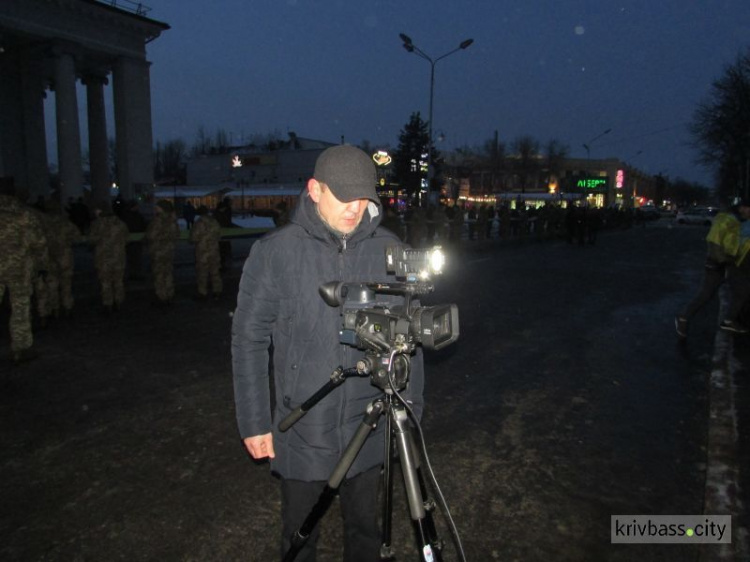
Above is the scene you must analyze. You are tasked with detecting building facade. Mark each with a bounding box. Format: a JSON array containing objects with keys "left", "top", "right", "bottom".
[
  {"left": 443, "top": 151, "right": 656, "bottom": 209},
  {"left": 0, "top": 0, "right": 168, "bottom": 205},
  {"left": 183, "top": 133, "right": 337, "bottom": 214}
]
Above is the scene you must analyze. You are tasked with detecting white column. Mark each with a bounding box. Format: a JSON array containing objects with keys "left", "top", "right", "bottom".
[
  {"left": 21, "top": 67, "right": 50, "bottom": 202},
  {"left": 53, "top": 51, "right": 84, "bottom": 202},
  {"left": 113, "top": 56, "right": 154, "bottom": 201},
  {"left": 85, "top": 75, "right": 110, "bottom": 208},
  {"left": 0, "top": 53, "right": 25, "bottom": 195}
]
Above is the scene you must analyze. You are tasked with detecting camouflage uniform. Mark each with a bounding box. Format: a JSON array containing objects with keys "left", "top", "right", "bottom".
[
  {"left": 41, "top": 207, "right": 82, "bottom": 315},
  {"left": 145, "top": 205, "right": 180, "bottom": 303},
  {"left": 189, "top": 212, "right": 223, "bottom": 298},
  {"left": 27, "top": 207, "right": 52, "bottom": 324},
  {"left": 88, "top": 211, "right": 130, "bottom": 309},
  {"left": 0, "top": 195, "right": 48, "bottom": 360}
]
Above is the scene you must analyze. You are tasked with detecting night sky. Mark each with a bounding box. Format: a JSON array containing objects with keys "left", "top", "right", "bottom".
[{"left": 54, "top": 0, "right": 750, "bottom": 187}]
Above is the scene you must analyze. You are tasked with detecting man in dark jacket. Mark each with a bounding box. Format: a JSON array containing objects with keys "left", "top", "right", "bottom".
[{"left": 232, "top": 145, "right": 424, "bottom": 561}]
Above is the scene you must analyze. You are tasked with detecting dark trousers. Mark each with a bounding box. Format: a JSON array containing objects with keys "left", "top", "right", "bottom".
[
  {"left": 281, "top": 465, "right": 381, "bottom": 562},
  {"left": 219, "top": 240, "right": 232, "bottom": 270},
  {"left": 126, "top": 241, "right": 144, "bottom": 279},
  {"left": 726, "top": 259, "right": 750, "bottom": 321},
  {"left": 682, "top": 262, "right": 726, "bottom": 320}
]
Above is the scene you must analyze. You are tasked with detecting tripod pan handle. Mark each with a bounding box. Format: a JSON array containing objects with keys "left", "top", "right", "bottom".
[{"left": 278, "top": 407, "right": 306, "bottom": 432}]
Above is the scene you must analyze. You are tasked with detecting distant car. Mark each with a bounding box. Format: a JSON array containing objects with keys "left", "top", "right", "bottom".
[
  {"left": 674, "top": 207, "right": 718, "bottom": 226},
  {"left": 659, "top": 207, "right": 677, "bottom": 219},
  {"left": 637, "top": 205, "right": 661, "bottom": 220}
]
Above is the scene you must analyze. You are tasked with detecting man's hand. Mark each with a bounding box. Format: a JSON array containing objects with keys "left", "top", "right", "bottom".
[{"left": 243, "top": 433, "right": 275, "bottom": 459}]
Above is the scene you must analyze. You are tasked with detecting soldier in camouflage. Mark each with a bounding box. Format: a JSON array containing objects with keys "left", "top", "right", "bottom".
[
  {"left": 27, "top": 205, "right": 52, "bottom": 328},
  {"left": 88, "top": 204, "right": 130, "bottom": 313},
  {"left": 189, "top": 205, "right": 223, "bottom": 300},
  {"left": 41, "top": 201, "right": 83, "bottom": 317},
  {"left": 0, "top": 193, "right": 49, "bottom": 364},
  {"left": 145, "top": 200, "right": 180, "bottom": 305}
]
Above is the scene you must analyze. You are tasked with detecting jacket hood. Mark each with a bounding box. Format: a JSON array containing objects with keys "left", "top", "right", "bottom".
[{"left": 290, "top": 188, "right": 382, "bottom": 246}]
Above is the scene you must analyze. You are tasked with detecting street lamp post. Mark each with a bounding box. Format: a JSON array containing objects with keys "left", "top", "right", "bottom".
[
  {"left": 399, "top": 33, "right": 473, "bottom": 205},
  {"left": 582, "top": 128, "right": 612, "bottom": 160},
  {"left": 627, "top": 151, "right": 644, "bottom": 206},
  {"left": 231, "top": 154, "right": 245, "bottom": 216}
]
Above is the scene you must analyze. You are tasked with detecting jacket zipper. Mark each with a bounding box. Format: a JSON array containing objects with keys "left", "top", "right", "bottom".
[{"left": 338, "top": 233, "right": 348, "bottom": 451}]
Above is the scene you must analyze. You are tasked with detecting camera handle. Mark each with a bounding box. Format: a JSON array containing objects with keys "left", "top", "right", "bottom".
[
  {"left": 277, "top": 366, "right": 363, "bottom": 432},
  {"left": 281, "top": 394, "right": 443, "bottom": 562}
]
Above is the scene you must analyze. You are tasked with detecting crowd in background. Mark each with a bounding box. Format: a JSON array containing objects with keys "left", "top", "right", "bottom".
[
  {"left": 383, "top": 200, "right": 648, "bottom": 248},
  {"left": 0, "top": 190, "right": 226, "bottom": 365},
  {"left": 1, "top": 190, "right": 653, "bottom": 366}
]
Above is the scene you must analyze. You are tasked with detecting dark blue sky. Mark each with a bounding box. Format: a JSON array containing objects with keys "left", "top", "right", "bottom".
[{"left": 142, "top": 1, "right": 748, "bottom": 186}]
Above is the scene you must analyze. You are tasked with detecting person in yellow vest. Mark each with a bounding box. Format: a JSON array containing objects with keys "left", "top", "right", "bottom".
[
  {"left": 722, "top": 197, "right": 750, "bottom": 331},
  {"left": 675, "top": 197, "right": 750, "bottom": 337}
]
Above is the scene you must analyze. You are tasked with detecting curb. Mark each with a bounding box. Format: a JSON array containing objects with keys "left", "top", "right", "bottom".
[{"left": 701, "top": 291, "right": 748, "bottom": 561}]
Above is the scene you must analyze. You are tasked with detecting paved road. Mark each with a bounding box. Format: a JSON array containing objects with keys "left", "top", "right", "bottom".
[{"left": 0, "top": 220, "right": 747, "bottom": 561}]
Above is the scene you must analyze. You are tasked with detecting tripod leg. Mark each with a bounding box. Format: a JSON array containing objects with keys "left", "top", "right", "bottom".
[
  {"left": 391, "top": 406, "right": 443, "bottom": 562},
  {"left": 380, "top": 407, "right": 395, "bottom": 560},
  {"left": 283, "top": 400, "right": 385, "bottom": 562},
  {"left": 404, "top": 429, "right": 443, "bottom": 551}
]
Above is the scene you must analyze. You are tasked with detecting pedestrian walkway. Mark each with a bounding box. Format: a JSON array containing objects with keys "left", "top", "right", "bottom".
[{"left": 698, "top": 288, "right": 749, "bottom": 562}]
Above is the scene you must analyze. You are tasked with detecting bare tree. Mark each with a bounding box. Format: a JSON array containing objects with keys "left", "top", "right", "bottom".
[
  {"left": 154, "top": 139, "right": 187, "bottom": 184},
  {"left": 544, "top": 139, "right": 570, "bottom": 191},
  {"left": 510, "top": 135, "right": 541, "bottom": 193},
  {"left": 690, "top": 47, "right": 750, "bottom": 199},
  {"left": 191, "top": 126, "right": 211, "bottom": 157},
  {"left": 482, "top": 131, "right": 506, "bottom": 193}
]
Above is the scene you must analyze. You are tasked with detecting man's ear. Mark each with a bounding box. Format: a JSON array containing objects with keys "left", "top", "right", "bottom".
[{"left": 308, "top": 179, "right": 322, "bottom": 203}]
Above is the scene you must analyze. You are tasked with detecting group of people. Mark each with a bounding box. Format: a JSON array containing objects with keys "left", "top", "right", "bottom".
[
  {"left": 0, "top": 192, "right": 226, "bottom": 365},
  {"left": 676, "top": 196, "right": 750, "bottom": 337},
  {"left": 9, "top": 146, "right": 746, "bottom": 559},
  {"left": 382, "top": 199, "right": 642, "bottom": 250}
]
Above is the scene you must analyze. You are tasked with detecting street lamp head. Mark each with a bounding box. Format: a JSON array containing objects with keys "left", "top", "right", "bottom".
[
  {"left": 399, "top": 33, "right": 413, "bottom": 46},
  {"left": 402, "top": 43, "right": 415, "bottom": 53},
  {"left": 459, "top": 38, "right": 474, "bottom": 50}
]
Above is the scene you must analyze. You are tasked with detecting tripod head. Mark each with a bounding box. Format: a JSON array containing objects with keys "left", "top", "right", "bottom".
[{"left": 280, "top": 245, "right": 458, "bottom": 431}]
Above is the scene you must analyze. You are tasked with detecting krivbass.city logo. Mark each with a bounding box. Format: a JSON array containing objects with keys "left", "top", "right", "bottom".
[{"left": 611, "top": 515, "right": 731, "bottom": 544}]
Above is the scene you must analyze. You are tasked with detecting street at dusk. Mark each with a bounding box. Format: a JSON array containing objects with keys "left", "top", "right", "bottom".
[
  {"left": 2, "top": 221, "right": 747, "bottom": 561},
  {"left": 3, "top": 2, "right": 750, "bottom": 560}
]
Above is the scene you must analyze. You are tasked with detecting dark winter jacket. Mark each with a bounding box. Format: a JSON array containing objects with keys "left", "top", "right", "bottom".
[{"left": 232, "top": 190, "right": 425, "bottom": 481}]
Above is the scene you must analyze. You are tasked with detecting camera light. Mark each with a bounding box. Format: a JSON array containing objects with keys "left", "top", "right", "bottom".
[
  {"left": 428, "top": 248, "right": 445, "bottom": 275},
  {"left": 385, "top": 245, "right": 446, "bottom": 282}
]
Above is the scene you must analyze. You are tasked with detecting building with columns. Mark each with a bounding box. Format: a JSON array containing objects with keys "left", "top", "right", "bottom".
[{"left": 0, "top": 0, "right": 168, "bottom": 206}]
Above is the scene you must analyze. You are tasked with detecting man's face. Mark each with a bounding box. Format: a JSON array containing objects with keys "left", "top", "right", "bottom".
[{"left": 308, "top": 179, "right": 368, "bottom": 234}]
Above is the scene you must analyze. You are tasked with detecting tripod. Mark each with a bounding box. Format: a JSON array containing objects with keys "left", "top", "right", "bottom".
[{"left": 279, "top": 350, "right": 444, "bottom": 562}]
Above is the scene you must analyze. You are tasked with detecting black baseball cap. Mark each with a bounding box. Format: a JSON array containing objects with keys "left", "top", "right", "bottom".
[{"left": 313, "top": 145, "right": 379, "bottom": 203}]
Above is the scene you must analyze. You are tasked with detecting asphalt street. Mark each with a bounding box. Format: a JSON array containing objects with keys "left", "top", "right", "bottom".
[{"left": 0, "top": 219, "right": 748, "bottom": 561}]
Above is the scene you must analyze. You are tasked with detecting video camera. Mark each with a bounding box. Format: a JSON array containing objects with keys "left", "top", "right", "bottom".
[{"left": 319, "top": 246, "right": 459, "bottom": 356}]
